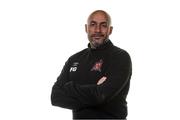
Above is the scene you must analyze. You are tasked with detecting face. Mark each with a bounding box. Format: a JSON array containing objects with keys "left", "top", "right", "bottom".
[{"left": 85, "top": 12, "right": 113, "bottom": 48}]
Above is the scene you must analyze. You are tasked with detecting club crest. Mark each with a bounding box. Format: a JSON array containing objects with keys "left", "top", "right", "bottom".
[{"left": 91, "top": 59, "right": 103, "bottom": 72}]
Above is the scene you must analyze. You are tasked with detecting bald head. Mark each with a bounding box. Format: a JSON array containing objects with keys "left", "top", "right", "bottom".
[
  {"left": 87, "top": 10, "right": 112, "bottom": 26},
  {"left": 85, "top": 10, "right": 113, "bottom": 48}
]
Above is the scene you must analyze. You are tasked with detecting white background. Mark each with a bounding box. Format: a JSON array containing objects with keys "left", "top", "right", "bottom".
[{"left": 0, "top": 0, "right": 180, "bottom": 120}]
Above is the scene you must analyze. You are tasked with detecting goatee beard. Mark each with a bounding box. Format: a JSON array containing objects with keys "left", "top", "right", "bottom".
[{"left": 90, "top": 39, "right": 109, "bottom": 49}]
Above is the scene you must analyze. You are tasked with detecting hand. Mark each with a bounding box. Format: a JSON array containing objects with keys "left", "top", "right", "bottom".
[{"left": 97, "top": 76, "right": 107, "bottom": 85}]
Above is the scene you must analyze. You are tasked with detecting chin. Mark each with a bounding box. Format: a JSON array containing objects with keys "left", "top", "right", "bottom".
[{"left": 91, "top": 41, "right": 104, "bottom": 48}]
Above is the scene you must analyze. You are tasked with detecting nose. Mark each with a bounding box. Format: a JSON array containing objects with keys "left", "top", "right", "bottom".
[{"left": 95, "top": 25, "right": 101, "bottom": 33}]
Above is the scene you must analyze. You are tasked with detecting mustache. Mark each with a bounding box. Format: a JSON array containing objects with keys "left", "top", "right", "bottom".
[{"left": 92, "top": 33, "right": 104, "bottom": 37}]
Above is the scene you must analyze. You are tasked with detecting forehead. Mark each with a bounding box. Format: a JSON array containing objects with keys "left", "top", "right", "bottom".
[{"left": 88, "top": 12, "right": 109, "bottom": 23}]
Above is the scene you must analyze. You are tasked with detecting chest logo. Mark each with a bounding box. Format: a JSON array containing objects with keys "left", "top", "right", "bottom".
[
  {"left": 91, "top": 59, "right": 103, "bottom": 72},
  {"left": 70, "top": 67, "right": 77, "bottom": 72},
  {"left": 70, "top": 62, "right": 79, "bottom": 72}
]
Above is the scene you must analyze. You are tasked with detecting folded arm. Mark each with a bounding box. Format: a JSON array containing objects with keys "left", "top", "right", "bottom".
[{"left": 51, "top": 50, "right": 132, "bottom": 110}]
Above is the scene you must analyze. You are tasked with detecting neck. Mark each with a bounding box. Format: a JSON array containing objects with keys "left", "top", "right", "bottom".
[{"left": 90, "top": 39, "right": 109, "bottom": 49}]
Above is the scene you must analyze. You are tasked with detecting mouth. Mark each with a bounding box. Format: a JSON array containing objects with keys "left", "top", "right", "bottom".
[
  {"left": 92, "top": 35, "right": 104, "bottom": 40},
  {"left": 93, "top": 36, "right": 102, "bottom": 39}
]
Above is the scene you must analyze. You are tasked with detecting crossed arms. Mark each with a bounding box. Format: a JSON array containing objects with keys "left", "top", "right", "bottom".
[{"left": 51, "top": 51, "right": 132, "bottom": 110}]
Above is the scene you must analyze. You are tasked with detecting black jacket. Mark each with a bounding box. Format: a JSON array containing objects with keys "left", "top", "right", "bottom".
[{"left": 51, "top": 40, "right": 132, "bottom": 119}]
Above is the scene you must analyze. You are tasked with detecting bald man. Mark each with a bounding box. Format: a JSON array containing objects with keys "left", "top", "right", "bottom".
[{"left": 51, "top": 10, "right": 132, "bottom": 120}]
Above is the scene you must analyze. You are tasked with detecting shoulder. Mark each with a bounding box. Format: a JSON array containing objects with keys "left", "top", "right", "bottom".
[
  {"left": 110, "top": 45, "right": 131, "bottom": 60},
  {"left": 109, "top": 45, "right": 132, "bottom": 68},
  {"left": 68, "top": 48, "right": 89, "bottom": 61}
]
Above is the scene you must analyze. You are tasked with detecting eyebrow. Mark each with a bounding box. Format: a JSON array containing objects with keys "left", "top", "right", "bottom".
[
  {"left": 90, "top": 21, "right": 96, "bottom": 23},
  {"left": 89, "top": 21, "right": 108, "bottom": 24},
  {"left": 101, "top": 22, "right": 108, "bottom": 24}
]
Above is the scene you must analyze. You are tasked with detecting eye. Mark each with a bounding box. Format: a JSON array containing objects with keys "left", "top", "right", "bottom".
[
  {"left": 90, "top": 22, "right": 96, "bottom": 26},
  {"left": 101, "top": 23, "right": 108, "bottom": 28}
]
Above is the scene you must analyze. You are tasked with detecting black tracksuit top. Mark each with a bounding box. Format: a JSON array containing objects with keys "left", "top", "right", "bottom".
[{"left": 51, "top": 40, "right": 132, "bottom": 119}]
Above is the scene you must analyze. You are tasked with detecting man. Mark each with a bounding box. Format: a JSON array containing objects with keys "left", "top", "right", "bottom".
[{"left": 51, "top": 10, "right": 132, "bottom": 120}]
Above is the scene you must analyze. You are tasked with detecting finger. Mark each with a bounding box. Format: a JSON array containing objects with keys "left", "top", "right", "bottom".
[{"left": 97, "top": 76, "right": 107, "bottom": 85}]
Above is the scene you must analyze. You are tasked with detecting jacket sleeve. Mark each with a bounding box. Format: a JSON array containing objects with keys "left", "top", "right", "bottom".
[
  {"left": 51, "top": 58, "right": 86, "bottom": 110},
  {"left": 63, "top": 50, "right": 132, "bottom": 106}
]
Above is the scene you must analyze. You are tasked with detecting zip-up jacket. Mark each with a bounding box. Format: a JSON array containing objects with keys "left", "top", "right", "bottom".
[{"left": 51, "top": 40, "right": 132, "bottom": 119}]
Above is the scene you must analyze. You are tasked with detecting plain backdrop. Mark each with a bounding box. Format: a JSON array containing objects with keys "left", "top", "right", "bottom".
[{"left": 0, "top": 0, "right": 180, "bottom": 120}]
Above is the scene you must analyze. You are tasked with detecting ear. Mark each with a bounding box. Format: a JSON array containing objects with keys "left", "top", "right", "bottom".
[
  {"left": 108, "top": 26, "right": 113, "bottom": 35},
  {"left": 85, "top": 24, "right": 88, "bottom": 33}
]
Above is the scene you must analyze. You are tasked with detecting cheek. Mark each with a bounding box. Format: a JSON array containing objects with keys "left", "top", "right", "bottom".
[
  {"left": 88, "top": 29, "right": 95, "bottom": 35},
  {"left": 89, "top": 29, "right": 94, "bottom": 33},
  {"left": 101, "top": 29, "right": 109, "bottom": 35}
]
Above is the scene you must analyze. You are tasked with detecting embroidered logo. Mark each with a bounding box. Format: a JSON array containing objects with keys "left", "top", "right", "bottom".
[
  {"left": 72, "top": 62, "right": 79, "bottom": 66},
  {"left": 91, "top": 59, "right": 103, "bottom": 72},
  {"left": 70, "top": 67, "right": 77, "bottom": 72},
  {"left": 70, "top": 62, "right": 79, "bottom": 72}
]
